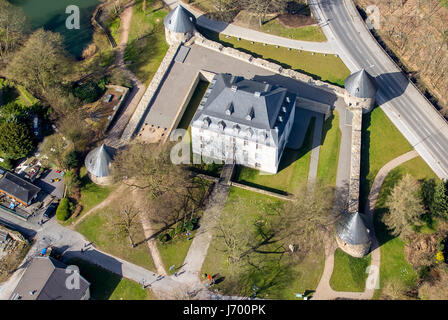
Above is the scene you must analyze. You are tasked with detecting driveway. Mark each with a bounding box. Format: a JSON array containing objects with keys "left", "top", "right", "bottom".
[{"left": 34, "top": 169, "right": 64, "bottom": 199}]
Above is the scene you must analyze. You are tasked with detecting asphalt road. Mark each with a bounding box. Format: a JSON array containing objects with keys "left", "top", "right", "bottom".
[{"left": 314, "top": 0, "right": 448, "bottom": 179}]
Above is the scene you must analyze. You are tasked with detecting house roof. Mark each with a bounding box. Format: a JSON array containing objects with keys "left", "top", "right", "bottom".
[
  {"left": 336, "top": 212, "right": 371, "bottom": 245},
  {"left": 163, "top": 5, "right": 196, "bottom": 33},
  {"left": 192, "top": 73, "right": 296, "bottom": 145},
  {"left": 0, "top": 172, "right": 41, "bottom": 204},
  {"left": 10, "top": 256, "right": 90, "bottom": 300},
  {"left": 84, "top": 144, "right": 114, "bottom": 178},
  {"left": 345, "top": 69, "right": 378, "bottom": 99}
]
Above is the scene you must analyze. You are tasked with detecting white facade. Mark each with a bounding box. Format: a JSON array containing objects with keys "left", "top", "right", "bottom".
[{"left": 191, "top": 74, "right": 296, "bottom": 174}]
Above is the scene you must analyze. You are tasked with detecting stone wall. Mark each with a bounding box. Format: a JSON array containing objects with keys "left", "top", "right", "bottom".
[
  {"left": 348, "top": 107, "right": 363, "bottom": 214},
  {"left": 121, "top": 43, "right": 181, "bottom": 141},
  {"left": 336, "top": 234, "right": 371, "bottom": 258},
  {"left": 193, "top": 33, "right": 346, "bottom": 98}
]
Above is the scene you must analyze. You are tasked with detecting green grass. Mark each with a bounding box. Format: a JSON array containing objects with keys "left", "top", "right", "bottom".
[
  {"left": 106, "top": 16, "right": 121, "bottom": 43},
  {"left": 202, "top": 187, "right": 325, "bottom": 299},
  {"left": 316, "top": 111, "right": 341, "bottom": 186},
  {"left": 198, "top": 27, "right": 350, "bottom": 87},
  {"left": 125, "top": 0, "right": 169, "bottom": 86},
  {"left": 236, "top": 117, "right": 315, "bottom": 195},
  {"left": 177, "top": 80, "right": 209, "bottom": 130},
  {"left": 360, "top": 107, "right": 413, "bottom": 209},
  {"left": 329, "top": 248, "right": 371, "bottom": 292},
  {"left": 371, "top": 166, "right": 421, "bottom": 299},
  {"left": 260, "top": 20, "right": 326, "bottom": 42},
  {"left": 75, "top": 206, "right": 156, "bottom": 271},
  {"left": 78, "top": 167, "right": 115, "bottom": 216},
  {"left": 67, "top": 258, "right": 157, "bottom": 300},
  {"left": 157, "top": 231, "right": 196, "bottom": 274}
]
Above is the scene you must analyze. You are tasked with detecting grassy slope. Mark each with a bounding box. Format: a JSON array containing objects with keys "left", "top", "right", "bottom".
[
  {"left": 177, "top": 81, "right": 209, "bottom": 130},
  {"left": 329, "top": 248, "right": 371, "bottom": 292},
  {"left": 236, "top": 118, "right": 315, "bottom": 195},
  {"left": 125, "top": 0, "right": 169, "bottom": 86},
  {"left": 198, "top": 27, "right": 350, "bottom": 87},
  {"left": 75, "top": 206, "right": 156, "bottom": 271},
  {"left": 260, "top": 21, "right": 326, "bottom": 42},
  {"left": 360, "top": 107, "right": 413, "bottom": 209},
  {"left": 372, "top": 157, "right": 438, "bottom": 299},
  {"left": 316, "top": 111, "right": 341, "bottom": 186},
  {"left": 67, "top": 258, "right": 156, "bottom": 300},
  {"left": 201, "top": 187, "right": 325, "bottom": 299}
]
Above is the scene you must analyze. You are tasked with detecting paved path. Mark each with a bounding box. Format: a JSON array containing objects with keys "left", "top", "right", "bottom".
[
  {"left": 164, "top": 0, "right": 335, "bottom": 54},
  {"left": 312, "top": 150, "right": 418, "bottom": 300}
]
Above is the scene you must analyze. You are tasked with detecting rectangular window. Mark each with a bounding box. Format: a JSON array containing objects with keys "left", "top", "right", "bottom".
[{"left": 244, "top": 139, "right": 248, "bottom": 146}]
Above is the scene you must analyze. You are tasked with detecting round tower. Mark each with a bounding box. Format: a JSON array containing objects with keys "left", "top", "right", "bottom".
[
  {"left": 163, "top": 5, "right": 196, "bottom": 45},
  {"left": 336, "top": 212, "right": 371, "bottom": 258},
  {"left": 84, "top": 144, "right": 115, "bottom": 185},
  {"left": 344, "top": 69, "right": 378, "bottom": 113}
]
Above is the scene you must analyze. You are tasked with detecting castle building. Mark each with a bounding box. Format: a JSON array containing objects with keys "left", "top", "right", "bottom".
[
  {"left": 163, "top": 5, "right": 196, "bottom": 45},
  {"left": 84, "top": 144, "right": 114, "bottom": 185},
  {"left": 344, "top": 69, "right": 378, "bottom": 113},
  {"left": 336, "top": 212, "right": 372, "bottom": 258},
  {"left": 191, "top": 73, "right": 296, "bottom": 174}
]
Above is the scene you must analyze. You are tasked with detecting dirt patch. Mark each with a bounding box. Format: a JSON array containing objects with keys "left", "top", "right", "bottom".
[
  {"left": 405, "top": 234, "right": 439, "bottom": 268},
  {"left": 277, "top": 13, "right": 316, "bottom": 28}
]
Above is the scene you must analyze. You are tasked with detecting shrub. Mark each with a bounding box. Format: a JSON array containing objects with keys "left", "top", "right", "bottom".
[
  {"left": 175, "top": 221, "right": 185, "bottom": 235},
  {"left": 56, "top": 198, "right": 71, "bottom": 221},
  {"left": 168, "top": 228, "right": 175, "bottom": 239},
  {"left": 185, "top": 220, "right": 194, "bottom": 232},
  {"left": 158, "top": 233, "right": 170, "bottom": 243},
  {"left": 73, "top": 81, "right": 104, "bottom": 103}
]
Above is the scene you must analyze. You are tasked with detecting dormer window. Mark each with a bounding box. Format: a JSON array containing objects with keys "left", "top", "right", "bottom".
[
  {"left": 225, "top": 103, "right": 234, "bottom": 116},
  {"left": 218, "top": 120, "right": 226, "bottom": 130},
  {"left": 233, "top": 124, "right": 241, "bottom": 134},
  {"left": 231, "top": 85, "right": 238, "bottom": 92},
  {"left": 254, "top": 91, "right": 261, "bottom": 98},
  {"left": 203, "top": 117, "right": 211, "bottom": 127},
  {"left": 282, "top": 106, "right": 287, "bottom": 113},
  {"left": 278, "top": 115, "right": 283, "bottom": 123},
  {"left": 246, "top": 128, "right": 254, "bottom": 137},
  {"left": 246, "top": 107, "right": 255, "bottom": 121}
]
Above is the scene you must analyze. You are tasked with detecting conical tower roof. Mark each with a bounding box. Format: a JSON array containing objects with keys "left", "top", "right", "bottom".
[
  {"left": 345, "top": 69, "right": 378, "bottom": 99},
  {"left": 163, "top": 5, "right": 196, "bottom": 33},
  {"left": 336, "top": 212, "right": 371, "bottom": 245},
  {"left": 84, "top": 144, "right": 114, "bottom": 178}
]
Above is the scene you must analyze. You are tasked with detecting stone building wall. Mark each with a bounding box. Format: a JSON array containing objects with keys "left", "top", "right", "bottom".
[
  {"left": 336, "top": 233, "right": 371, "bottom": 258},
  {"left": 344, "top": 91, "right": 375, "bottom": 114}
]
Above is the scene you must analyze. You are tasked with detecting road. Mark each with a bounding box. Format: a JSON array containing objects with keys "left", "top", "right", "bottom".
[{"left": 312, "top": 0, "right": 448, "bottom": 179}]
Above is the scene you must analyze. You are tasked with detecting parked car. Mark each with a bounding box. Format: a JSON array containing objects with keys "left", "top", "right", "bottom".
[{"left": 43, "top": 202, "right": 58, "bottom": 219}]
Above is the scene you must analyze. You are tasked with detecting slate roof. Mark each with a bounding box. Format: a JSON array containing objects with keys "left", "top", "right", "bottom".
[
  {"left": 345, "top": 69, "right": 378, "bottom": 99},
  {"left": 84, "top": 144, "right": 114, "bottom": 178},
  {"left": 0, "top": 172, "right": 41, "bottom": 204},
  {"left": 336, "top": 212, "right": 371, "bottom": 245},
  {"left": 164, "top": 5, "right": 196, "bottom": 33},
  {"left": 192, "top": 73, "right": 296, "bottom": 145},
  {"left": 10, "top": 256, "right": 90, "bottom": 300}
]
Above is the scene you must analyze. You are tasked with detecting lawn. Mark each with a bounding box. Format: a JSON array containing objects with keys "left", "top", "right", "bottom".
[
  {"left": 372, "top": 157, "right": 437, "bottom": 299},
  {"left": 75, "top": 205, "right": 156, "bottom": 271},
  {"left": 66, "top": 258, "right": 157, "bottom": 300},
  {"left": 78, "top": 167, "right": 115, "bottom": 216},
  {"left": 360, "top": 107, "right": 413, "bottom": 209},
  {"left": 316, "top": 111, "right": 341, "bottom": 186},
  {"left": 198, "top": 27, "right": 350, "bottom": 87},
  {"left": 157, "top": 231, "right": 196, "bottom": 274},
  {"left": 125, "top": 0, "right": 170, "bottom": 86},
  {"left": 235, "top": 117, "right": 315, "bottom": 195},
  {"left": 201, "top": 187, "right": 325, "bottom": 299},
  {"left": 177, "top": 80, "right": 209, "bottom": 130},
  {"left": 329, "top": 248, "right": 371, "bottom": 292}
]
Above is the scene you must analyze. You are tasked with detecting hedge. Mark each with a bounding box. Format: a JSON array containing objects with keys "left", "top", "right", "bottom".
[{"left": 56, "top": 198, "right": 71, "bottom": 221}]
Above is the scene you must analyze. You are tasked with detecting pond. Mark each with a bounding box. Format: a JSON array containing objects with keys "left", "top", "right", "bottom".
[{"left": 10, "top": 0, "right": 101, "bottom": 58}]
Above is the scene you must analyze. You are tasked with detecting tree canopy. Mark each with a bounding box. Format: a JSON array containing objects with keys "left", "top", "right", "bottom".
[{"left": 0, "top": 120, "right": 34, "bottom": 160}]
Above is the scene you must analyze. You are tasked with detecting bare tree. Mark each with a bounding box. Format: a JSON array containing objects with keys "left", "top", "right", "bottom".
[
  {"left": 0, "top": 0, "right": 27, "bottom": 60},
  {"left": 111, "top": 205, "right": 141, "bottom": 248}
]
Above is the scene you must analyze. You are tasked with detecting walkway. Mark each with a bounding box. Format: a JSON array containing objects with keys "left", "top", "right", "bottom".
[
  {"left": 163, "top": 0, "right": 335, "bottom": 54},
  {"left": 312, "top": 150, "right": 418, "bottom": 300},
  {"left": 104, "top": 1, "right": 146, "bottom": 148}
]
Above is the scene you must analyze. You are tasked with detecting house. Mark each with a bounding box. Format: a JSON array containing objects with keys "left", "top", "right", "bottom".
[
  {"left": 0, "top": 172, "right": 41, "bottom": 206},
  {"left": 191, "top": 73, "right": 296, "bottom": 174},
  {"left": 10, "top": 256, "right": 90, "bottom": 300}
]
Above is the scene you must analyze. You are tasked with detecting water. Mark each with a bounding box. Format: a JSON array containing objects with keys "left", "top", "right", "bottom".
[{"left": 10, "top": 0, "right": 101, "bottom": 58}]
